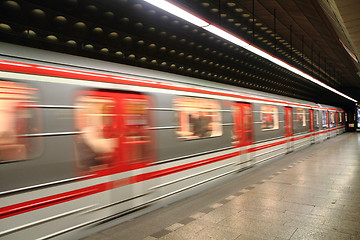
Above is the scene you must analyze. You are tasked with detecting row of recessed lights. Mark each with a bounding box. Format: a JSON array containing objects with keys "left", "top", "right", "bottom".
[{"left": 200, "top": 0, "right": 340, "bottom": 86}]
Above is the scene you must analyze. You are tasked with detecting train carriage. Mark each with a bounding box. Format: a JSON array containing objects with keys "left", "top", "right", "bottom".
[{"left": 0, "top": 43, "right": 345, "bottom": 240}]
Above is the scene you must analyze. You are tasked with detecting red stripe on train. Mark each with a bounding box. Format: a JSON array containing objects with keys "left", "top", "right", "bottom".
[
  {"left": 0, "top": 60, "right": 343, "bottom": 110},
  {"left": 0, "top": 152, "right": 239, "bottom": 219},
  {"left": 0, "top": 183, "right": 110, "bottom": 219},
  {"left": 249, "top": 140, "right": 287, "bottom": 152},
  {"left": 135, "top": 151, "right": 240, "bottom": 182}
]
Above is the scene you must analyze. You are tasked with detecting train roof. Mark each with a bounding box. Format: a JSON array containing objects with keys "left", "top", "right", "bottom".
[{"left": 0, "top": 42, "right": 342, "bottom": 111}]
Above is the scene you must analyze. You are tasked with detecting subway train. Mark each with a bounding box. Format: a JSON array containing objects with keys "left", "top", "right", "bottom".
[{"left": 0, "top": 42, "right": 345, "bottom": 240}]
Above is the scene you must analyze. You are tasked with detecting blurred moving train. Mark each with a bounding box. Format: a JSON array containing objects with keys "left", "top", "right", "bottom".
[{"left": 0, "top": 42, "right": 345, "bottom": 239}]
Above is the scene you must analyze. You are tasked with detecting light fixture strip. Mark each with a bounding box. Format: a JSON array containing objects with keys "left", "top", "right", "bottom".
[
  {"left": 143, "top": 0, "right": 357, "bottom": 103},
  {"left": 143, "top": 0, "right": 209, "bottom": 27}
]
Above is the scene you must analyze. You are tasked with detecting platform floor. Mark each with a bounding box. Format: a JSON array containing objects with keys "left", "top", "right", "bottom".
[{"left": 82, "top": 132, "right": 360, "bottom": 240}]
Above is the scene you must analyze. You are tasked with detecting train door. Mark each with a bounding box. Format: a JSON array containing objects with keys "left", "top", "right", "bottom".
[
  {"left": 74, "top": 91, "right": 156, "bottom": 217},
  {"left": 309, "top": 109, "right": 315, "bottom": 144},
  {"left": 284, "top": 107, "right": 293, "bottom": 153},
  {"left": 74, "top": 91, "right": 121, "bottom": 219},
  {"left": 233, "top": 103, "right": 254, "bottom": 168},
  {"left": 335, "top": 112, "right": 338, "bottom": 135},
  {"left": 111, "top": 93, "right": 156, "bottom": 211}
]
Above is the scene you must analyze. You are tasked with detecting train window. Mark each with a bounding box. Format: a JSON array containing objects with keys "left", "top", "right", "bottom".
[
  {"left": 341, "top": 112, "right": 344, "bottom": 124},
  {"left": 322, "top": 111, "right": 328, "bottom": 128},
  {"left": 296, "top": 108, "right": 306, "bottom": 127},
  {"left": 339, "top": 112, "right": 343, "bottom": 124},
  {"left": 0, "top": 81, "right": 41, "bottom": 163},
  {"left": 74, "top": 95, "right": 117, "bottom": 173},
  {"left": 244, "top": 104, "right": 253, "bottom": 143},
  {"left": 174, "top": 97, "right": 222, "bottom": 139},
  {"left": 330, "top": 112, "right": 336, "bottom": 128},
  {"left": 314, "top": 110, "right": 320, "bottom": 129},
  {"left": 123, "top": 97, "right": 153, "bottom": 164},
  {"left": 260, "top": 105, "right": 279, "bottom": 131}
]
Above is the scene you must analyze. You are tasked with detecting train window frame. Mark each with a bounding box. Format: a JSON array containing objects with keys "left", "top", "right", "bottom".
[
  {"left": 173, "top": 96, "right": 223, "bottom": 140},
  {"left": 0, "top": 80, "right": 42, "bottom": 163},
  {"left": 322, "top": 111, "right": 328, "bottom": 128},
  {"left": 260, "top": 105, "right": 279, "bottom": 131}
]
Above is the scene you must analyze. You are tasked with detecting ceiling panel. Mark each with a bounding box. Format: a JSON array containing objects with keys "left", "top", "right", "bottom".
[{"left": 0, "top": 0, "right": 359, "bottom": 109}]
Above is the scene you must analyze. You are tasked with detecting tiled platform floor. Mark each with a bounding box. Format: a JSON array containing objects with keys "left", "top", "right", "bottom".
[{"left": 83, "top": 132, "right": 360, "bottom": 240}]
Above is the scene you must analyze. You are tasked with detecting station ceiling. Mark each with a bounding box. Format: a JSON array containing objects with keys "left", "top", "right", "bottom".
[{"left": 0, "top": 0, "right": 359, "bottom": 109}]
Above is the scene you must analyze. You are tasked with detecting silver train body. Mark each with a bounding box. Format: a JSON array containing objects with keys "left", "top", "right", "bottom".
[{"left": 0, "top": 43, "right": 345, "bottom": 239}]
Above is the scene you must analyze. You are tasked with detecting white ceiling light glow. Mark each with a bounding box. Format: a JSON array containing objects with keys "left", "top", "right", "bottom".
[
  {"left": 204, "top": 25, "right": 250, "bottom": 49},
  {"left": 143, "top": 0, "right": 357, "bottom": 103},
  {"left": 142, "top": 0, "right": 209, "bottom": 27}
]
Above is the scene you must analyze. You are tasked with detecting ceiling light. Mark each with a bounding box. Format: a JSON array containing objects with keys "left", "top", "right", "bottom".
[
  {"left": 204, "top": 25, "right": 249, "bottom": 48},
  {"left": 143, "top": 0, "right": 209, "bottom": 27}
]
